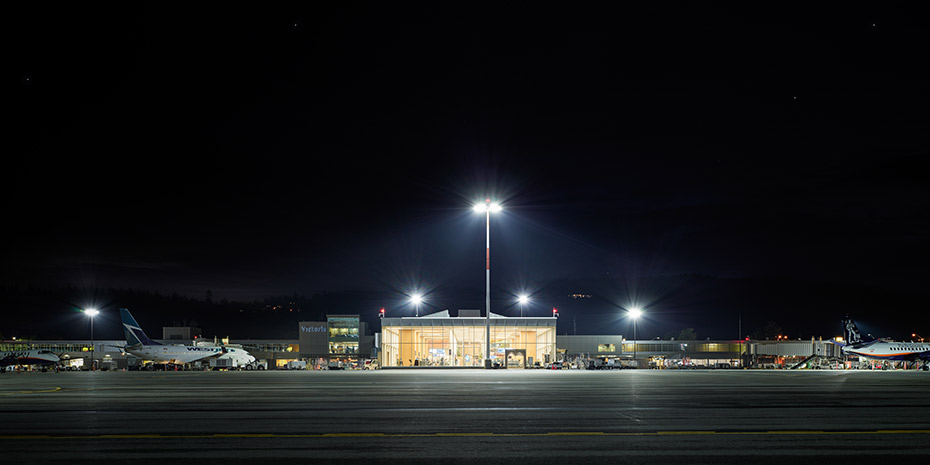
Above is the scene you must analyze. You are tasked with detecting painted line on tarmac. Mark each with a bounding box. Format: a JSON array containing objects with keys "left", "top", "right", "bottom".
[
  {"left": 0, "top": 386, "right": 128, "bottom": 396},
  {"left": 0, "top": 387, "right": 62, "bottom": 396},
  {"left": 1, "top": 430, "right": 929, "bottom": 440}
]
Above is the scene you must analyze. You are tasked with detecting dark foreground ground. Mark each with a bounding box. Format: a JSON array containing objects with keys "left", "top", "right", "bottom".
[{"left": 1, "top": 369, "right": 928, "bottom": 464}]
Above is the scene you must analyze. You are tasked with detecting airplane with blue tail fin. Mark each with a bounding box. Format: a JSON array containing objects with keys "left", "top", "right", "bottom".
[
  {"left": 839, "top": 316, "right": 930, "bottom": 369},
  {"left": 119, "top": 308, "right": 259, "bottom": 368}
]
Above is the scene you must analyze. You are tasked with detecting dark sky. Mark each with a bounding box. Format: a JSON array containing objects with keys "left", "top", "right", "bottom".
[{"left": 6, "top": 4, "right": 929, "bottom": 338}]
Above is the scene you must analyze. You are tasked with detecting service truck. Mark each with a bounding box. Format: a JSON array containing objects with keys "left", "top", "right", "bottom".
[
  {"left": 286, "top": 360, "right": 307, "bottom": 370},
  {"left": 209, "top": 358, "right": 267, "bottom": 370}
]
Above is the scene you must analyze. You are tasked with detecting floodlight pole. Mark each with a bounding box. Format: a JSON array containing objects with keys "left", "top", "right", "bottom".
[
  {"left": 633, "top": 318, "right": 637, "bottom": 367},
  {"left": 83, "top": 309, "right": 99, "bottom": 371},
  {"left": 485, "top": 199, "right": 491, "bottom": 367},
  {"left": 90, "top": 314, "right": 95, "bottom": 371}
]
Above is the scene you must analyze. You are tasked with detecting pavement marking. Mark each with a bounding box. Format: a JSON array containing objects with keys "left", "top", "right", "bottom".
[
  {"left": 0, "top": 387, "right": 62, "bottom": 396},
  {"left": 545, "top": 432, "right": 606, "bottom": 436},
  {"left": 1, "top": 430, "right": 929, "bottom": 440}
]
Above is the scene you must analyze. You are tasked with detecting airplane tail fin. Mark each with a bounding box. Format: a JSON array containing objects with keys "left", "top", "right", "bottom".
[
  {"left": 843, "top": 316, "right": 873, "bottom": 345},
  {"left": 120, "top": 308, "right": 161, "bottom": 346}
]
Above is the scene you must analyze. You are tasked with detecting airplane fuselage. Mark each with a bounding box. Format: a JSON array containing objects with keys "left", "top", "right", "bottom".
[
  {"left": 124, "top": 345, "right": 254, "bottom": 365},
  {"left": 0, "top": 350, "right": 60, "bottom": 367},
  {"left": 842, "top": 341, "right": 930, "bottom": 361}
]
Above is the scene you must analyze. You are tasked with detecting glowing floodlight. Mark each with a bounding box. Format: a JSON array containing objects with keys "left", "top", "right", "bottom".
[
  {"left": 473, "top": 200, "right": 503, "bottom": 213},
  {"left": 629, "top": 307, "right": 643, "bottom": 320},
  {"left": 84, "top": 308, "right": 100, "bottom": 317}
]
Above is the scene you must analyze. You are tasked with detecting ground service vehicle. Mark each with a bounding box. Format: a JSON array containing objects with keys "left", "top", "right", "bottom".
[
  {"left": 210, "top": 358, "right": 266, "bottom": 370},
  {"left": 286, "top": 360, "right": 306, "bottom": 370}
]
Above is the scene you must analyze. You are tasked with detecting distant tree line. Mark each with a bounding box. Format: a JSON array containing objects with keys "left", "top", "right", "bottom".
[
  {"left": 662, "top": 328, "right": 698, "bottom": 340},
  {"left": 661, "top": 323, "right": 788, "bottom": 341},
  {"left": 0, "top": 285, "right": 391, "bottom": 340}
]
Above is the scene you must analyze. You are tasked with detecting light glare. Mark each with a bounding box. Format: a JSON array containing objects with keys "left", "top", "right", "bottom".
[
  {"left": 629, "top": 307, "right": 643, "bottom": 320},
  {"left": 518, "top": 295, "right": 529, "bottom": 304},
  {"left": 473, "top": 201, "right": 502, "bottom": 213},
  {"left": 411, "top": 294, "right": 422, "bottom": 305},
  {"left": 84, "top": 308, "right": 100, "bottom": 317}
]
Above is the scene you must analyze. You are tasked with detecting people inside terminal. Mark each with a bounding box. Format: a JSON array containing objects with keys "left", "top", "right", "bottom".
[{"left": 379, "top": 309, "right": 557, "bottom": 368}]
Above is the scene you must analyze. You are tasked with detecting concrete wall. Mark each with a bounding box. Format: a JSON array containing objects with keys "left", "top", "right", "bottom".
[
  {"left": 298, "top": 321, "right": 329, "bottom": 358},
  {"left": 557, "top": 335, "right": 626, "bottom": 356}
]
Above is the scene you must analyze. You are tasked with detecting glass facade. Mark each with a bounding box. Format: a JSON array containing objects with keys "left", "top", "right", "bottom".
[
  {"left": 381, "top": 318, "right": 556, "bottom": 367},
  {"left": 328, "top": 316, "right": 361, "bottom": 357}
]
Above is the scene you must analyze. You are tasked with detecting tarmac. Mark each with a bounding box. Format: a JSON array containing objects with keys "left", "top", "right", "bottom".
[{"left": 1, "top": 369, "right": 928, "bottom": 464}]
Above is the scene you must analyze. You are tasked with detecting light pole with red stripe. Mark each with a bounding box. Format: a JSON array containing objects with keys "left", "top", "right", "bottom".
[{"left": 474, "top": 199, "right": 502, "bottom": 368}]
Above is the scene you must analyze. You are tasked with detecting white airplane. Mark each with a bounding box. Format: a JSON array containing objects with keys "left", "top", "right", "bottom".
[
  {"left": 839, "top": 317, "right": 930, "bottom": 369},
  {"left": 120, "top": 308, "right": 258, "bottom": 369},
  {"left": 0, "top": 349, "right": 60, "bottom": 372}
]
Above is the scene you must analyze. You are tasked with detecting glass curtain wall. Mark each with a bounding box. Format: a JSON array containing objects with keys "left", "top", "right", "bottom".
[
  {"left": 381, "top": 322, "right": 555, "bottom": 367},
  {"left": 328, "top": 316, "right": 360, "bottom": 356}
]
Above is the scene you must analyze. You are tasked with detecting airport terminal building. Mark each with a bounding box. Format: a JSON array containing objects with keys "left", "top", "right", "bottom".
[
  {"left": 5, "top": 309, "right": 857, "bottom": 371},
  {"left": 298, "top": 314, "right": 375, "bottom": 368},
  {"left": 379, "top": 309, "right": 557, "bottom": 368}
]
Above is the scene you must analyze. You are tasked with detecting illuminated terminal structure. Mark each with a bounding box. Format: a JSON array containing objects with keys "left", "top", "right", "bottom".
[
  {"left": 379, "top": 309, "right": 557, "bottom": 368},
  {"left": 299, "top": 314, "right": 375, "bottom": 367},
  {"left": 3, "top": 312, "right": 862, "bottom": 371}
]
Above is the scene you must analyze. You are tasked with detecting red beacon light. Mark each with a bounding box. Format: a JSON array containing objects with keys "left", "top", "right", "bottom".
[
  {"left": 379, "top": 307, "right": 385, "bottom": 319},
  {"left": 552, "top": 307, "right": 559, "bottom": 318}
]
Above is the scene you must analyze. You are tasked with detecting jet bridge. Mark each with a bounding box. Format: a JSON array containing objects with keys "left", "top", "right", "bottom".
[{"left": 789, "top": 354, "right": 845, "bottom": 369}]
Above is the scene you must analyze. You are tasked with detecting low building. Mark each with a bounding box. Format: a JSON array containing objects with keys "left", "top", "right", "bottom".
[
  {"left": 379, "top": 309, "right": 557, "bottom": 368},
  {"left": 557, "top": 337, "right": 846, "bottom": 368},
  {"left": 558, "top": 337, "right": 748, "bottom": 368},
  {"left": 298, "top": 315, "right": 374, "bottom": 367},
  {"left": 750, "top": 338, "right": 842, "bottom": 369}
]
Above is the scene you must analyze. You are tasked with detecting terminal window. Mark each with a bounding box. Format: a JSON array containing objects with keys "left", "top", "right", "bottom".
[
  {"left": 380, "top": 323, "right": 555, "bottom": 368},
  {"left": 329, "top": 342, "right": 359, "bottom": 354},
  {"left": 328, "top": 316, "right": 360, "bottom": 339}
]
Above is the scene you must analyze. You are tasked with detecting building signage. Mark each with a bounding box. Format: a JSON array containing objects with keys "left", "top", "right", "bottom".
[{"left": 301, "top": 325, "right": 327, "bottom": 333}]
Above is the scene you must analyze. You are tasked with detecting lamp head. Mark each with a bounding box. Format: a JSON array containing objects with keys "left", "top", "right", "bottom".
[
  {"left": 473, "top": 199, "right": 502, "bottom": 213},
  {"left": 411, "top": 294, "right": 422, "bottom": 305},
  {"left": 518, "top": 295, "right": 529, "bottom": 305},
  {"left": 629, "top": 307, "right": 643, "bottom": 320},
  {"left": 84, "top": 308, "right": 100, "bottom": 317}
]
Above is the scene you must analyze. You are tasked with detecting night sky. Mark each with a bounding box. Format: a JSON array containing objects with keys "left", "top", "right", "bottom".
[{"left": 6, "top": 4, "right": 928, "bottom": 339}]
